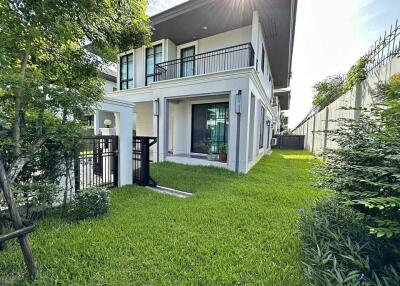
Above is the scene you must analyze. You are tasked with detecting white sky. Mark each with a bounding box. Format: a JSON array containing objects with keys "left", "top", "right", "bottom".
[{"left": 147, "top": 0, "right": 399, "bottom": 128}]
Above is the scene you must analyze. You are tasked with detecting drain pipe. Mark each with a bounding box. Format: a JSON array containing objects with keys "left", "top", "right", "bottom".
[{"left": 235, "top": 90, "right": 242, "bottom": 173}]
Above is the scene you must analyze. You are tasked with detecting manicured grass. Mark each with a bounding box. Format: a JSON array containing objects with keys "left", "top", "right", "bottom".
[{"left": 0, "top": 150, "right": 324, "bottom": 285}]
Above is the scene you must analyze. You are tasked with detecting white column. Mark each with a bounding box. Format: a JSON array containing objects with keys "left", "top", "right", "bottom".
[
  {"left": 94, "top": 110, "right": 101, "bottom": 135},
  {"left": 236, "top": 89, "right": 251, "bottom": 173},
  {"left": 115, "top": 111, "right": 133, "bottom": 186}
]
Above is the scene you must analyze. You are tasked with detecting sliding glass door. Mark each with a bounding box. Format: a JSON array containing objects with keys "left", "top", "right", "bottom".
[{"left": 191, "top": 103, "right": 229, "bottom": 154}]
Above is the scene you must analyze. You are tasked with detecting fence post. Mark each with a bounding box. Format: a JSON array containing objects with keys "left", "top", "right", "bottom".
[
  {"left": 323, "top": 106, "right": 329, "bottom": 152},
  {"left": 311, "top": 115, "right": 316, "bottom": 153},
  {"left": 140, "top": 138, "right": 150, "bottom": 186},
  {"left": 354, "top": 83, "right": 363, "bottom": 121}
]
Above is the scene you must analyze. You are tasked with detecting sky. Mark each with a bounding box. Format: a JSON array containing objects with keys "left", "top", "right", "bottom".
[{"left": 147, "top": 0, "right": 399, "bottom": 128}]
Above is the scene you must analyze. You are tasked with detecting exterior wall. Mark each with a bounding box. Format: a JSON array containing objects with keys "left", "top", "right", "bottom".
[
  {"left": 107, "top": 67, "right": 273, "bottom": 173},
  {"left": 116, "top": 25, "right": 261, "bottom": 91},
  {"left": 293, "top": 57, "right": 400, "bottom": 154},
  {"left": 134, "top": 102, "right": 153, "bottom": 137},
  {"left": 197, "top": 26, "right": 252, "bottom": 54},
  {"left": 103, "top": 79, "right": 117, "bottom": 93}
]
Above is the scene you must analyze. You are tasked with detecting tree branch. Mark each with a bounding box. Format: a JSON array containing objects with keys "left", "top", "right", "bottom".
[{"left": 7, "top": 136, "right": 46, "bottom": 184}]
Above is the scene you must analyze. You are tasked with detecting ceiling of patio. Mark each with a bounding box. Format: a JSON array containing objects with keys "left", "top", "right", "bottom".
[{"left": 150, "top": 0, "right": 297, "bottom": 89}]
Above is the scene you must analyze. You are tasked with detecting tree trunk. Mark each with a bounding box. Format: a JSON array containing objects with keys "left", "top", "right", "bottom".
[
  {"left": 13, "top": 43, "right": 31, "bottom": 156},
  {"left": 0, "top": 159, "right": 36, "bottom": 279}
]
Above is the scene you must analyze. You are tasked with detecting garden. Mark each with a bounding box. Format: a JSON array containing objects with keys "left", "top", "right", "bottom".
[{"left": 1, "top": 150, "right": 323, "bottom": 285}]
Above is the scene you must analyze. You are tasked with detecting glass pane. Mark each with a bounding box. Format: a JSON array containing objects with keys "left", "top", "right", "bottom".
[
  {"left": 127, "top": 54, "right": 133, "bottom": 79},
  {"left": 147, "top": 57, "right": 154, "bottom": 75},
  {"left": 127, "top": 80, "right": 134, "bottom": 89},
  {"left": 191, "top": 103, "right": 228, "bottom": 154},
  {"left": 147, "top": 76, "right": 154, "bottom": 85},
  {"left": 121, "top": 58, "right": 127, "bottom": 80},
  {"left": 181, "top": 47, "right": 195, "bottom": 77}
]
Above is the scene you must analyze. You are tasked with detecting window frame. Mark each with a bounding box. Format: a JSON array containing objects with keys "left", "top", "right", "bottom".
[
  {"left": 145, "top": 44, "right": 163, "bottom": 86},
  {"left": 180, "top": 46, "right": 196, "bottom": 78},
  {"left": 259, "top": 105, "right": 265, "bottom": 149},
  {"left": 119, "top": 53, "right": 134, "bottom": 90},
  {"left": 261, "top": 45, "right": 265, "bottom": 74}
]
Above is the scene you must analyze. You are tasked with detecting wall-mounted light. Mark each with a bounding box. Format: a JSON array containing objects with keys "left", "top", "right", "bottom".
[
  {"left": 153, "top": 99, "right": 159, "bottom": 116},
  {"left": 235, "top": 90, "right": 242, "bottom": 114},
  {"left": 266, "top": 120, "right": 271, "bottom": 127},
  {"left": 104, "top": 119, "right": 112, "bottom": 128}
]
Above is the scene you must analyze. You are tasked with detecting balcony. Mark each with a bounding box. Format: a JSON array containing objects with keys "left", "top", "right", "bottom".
[{"left": 154, "top": 43, "right": 254, "bottom": 82}]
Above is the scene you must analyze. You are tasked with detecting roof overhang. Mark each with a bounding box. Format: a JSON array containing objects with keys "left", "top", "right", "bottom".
[
  {"left": 274, "top": 89, "right": 291, "bottom": 110},
  {"left": 150, "top": 0, "right": 297, "bottom": 89}
]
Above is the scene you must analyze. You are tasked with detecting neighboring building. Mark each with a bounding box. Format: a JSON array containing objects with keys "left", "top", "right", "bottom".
[{"left": 98, "top": 0, "right": 296, "bottom": 173}]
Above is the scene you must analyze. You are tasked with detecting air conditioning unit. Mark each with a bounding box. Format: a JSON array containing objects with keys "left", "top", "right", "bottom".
[{"left": 271, "top": 138, "right": 278, "bottom": 146}]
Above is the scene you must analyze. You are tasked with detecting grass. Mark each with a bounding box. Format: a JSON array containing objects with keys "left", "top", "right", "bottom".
[{"left": 0, "top": 150, "right": 324, "bottom": 285}]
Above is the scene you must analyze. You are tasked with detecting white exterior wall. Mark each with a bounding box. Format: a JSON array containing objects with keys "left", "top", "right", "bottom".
[
  {"left": 103, "top": 79, "right": 117, "bottom": 93},
  {"left": 109, "top": 10, "right": 279, "bottom": 173},
  {"left": 135, "top": 102, "right": 153, "bottom": 136}
]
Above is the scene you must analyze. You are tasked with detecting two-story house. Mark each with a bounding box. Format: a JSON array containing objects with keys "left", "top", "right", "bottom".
[{"left": 97, "top": 0, "right": 296, "bottom": 173}]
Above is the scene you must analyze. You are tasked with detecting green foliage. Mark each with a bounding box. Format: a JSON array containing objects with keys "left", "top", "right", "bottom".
[
  {"left": 0, "top": 0, "right": 151, "bottom": 212},
  {"left": 299, "top": 198, "right": 400, "bottom": 286},
  {"left": 312, "top": 56, "right": 368, "bottom": 110},
  {"left": 68, "top": 187, "right": 110, "bottom": 221},
  {"left": 345, "top": 56, "right": 368, "bottom": 91},
  {"left": 15, "top": 182, "right": 62, "bottom": 219},
  {"left": 220, "top": 143, "right": 227, "bottom": 155},
  {"left": 0, "top": 150, "right": 323, "bottom": 285},
  {"left": 316, "top": 74, "right": 400, "bottom": 239},
  {"left": 312, "top": 74, "right": 347, "bottom": 109}
]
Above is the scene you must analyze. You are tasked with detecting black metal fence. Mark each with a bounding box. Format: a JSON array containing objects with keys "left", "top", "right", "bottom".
[
  {"left": 365, "top": 19, "right": 400, "bottom": 75},
  {"left": 133, "top": 137, "right": 157, "bottom": 187},
  {"left": 155, "top": 43, "right": 255, "bottom": 82},
  {"left": 75, "top": 136, "right": 118, "bottom": 191},
  {"left": 274, "top": 135, "right": 305, "bottom": 150}
]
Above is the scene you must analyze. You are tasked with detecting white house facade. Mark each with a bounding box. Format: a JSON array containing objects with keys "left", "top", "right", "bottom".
[{"left": 96, "top": 0, "right": 296, "bottom": 173}]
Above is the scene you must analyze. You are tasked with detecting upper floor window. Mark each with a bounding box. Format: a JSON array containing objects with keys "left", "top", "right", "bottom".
[
  {"left": 261, "top": 45, "right": 265, "bottom": 74},
  {"left": 259, "top": 105, "right": 265, "bottom": 148},
  {"left": 146, "top": 44, "right": 162, "bottom": 85},
  {"left": 180, "top": 46, "right": 195, "bottom": 77},
  {"left": 120, "top": 53, "right": 133, "bottom": 90}
]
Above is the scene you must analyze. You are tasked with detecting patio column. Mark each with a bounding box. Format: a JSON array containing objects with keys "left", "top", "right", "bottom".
[
  {"left": 153, "top": 97, "right": 168, "bottom": 162},
  {"left": 97, "top": 98, "right": 134, "bottom": 186},
  {"left": 228, "top": 89, "right": 251, "bottom": 173}
]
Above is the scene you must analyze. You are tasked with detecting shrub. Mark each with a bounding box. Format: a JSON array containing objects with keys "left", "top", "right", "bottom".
[
  {"left": 68, "top": 187, "right": 110, "bottom": 220},
  {"left": 299, "top": 198, "right": 400, "bottom": 286},
  {"left": 14, "top": 181, "right": 62, "bottom": 219},
  {"left": 317, "top": 74, "right": 400, "bottom": 239}
]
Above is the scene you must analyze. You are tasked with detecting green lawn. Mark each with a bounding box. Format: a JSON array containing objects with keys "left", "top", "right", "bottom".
[{"left": 0, "top": 150, "right": 323, "bottom": 285}]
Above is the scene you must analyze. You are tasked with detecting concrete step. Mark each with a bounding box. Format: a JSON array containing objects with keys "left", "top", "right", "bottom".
[{"left": 145, "top": 185, "right": 192, "bottom": 198}]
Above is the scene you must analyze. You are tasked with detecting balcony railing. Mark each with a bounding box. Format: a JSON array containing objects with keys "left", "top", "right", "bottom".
[{"left": 154, "top": 43, "right": 254, "bottom": 82}]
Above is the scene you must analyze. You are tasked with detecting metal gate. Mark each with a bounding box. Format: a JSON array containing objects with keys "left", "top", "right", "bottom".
[
  {"left": 75, "top": 136, "right": 118, "bottom": 190},
  {"left": 133, "top": 137, "right": 157, "bottom": 187}
]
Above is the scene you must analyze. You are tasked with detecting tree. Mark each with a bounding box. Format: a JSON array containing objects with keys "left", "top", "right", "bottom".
[
  {"left": 312, "top": 74, "right": 346, "bottom": 109},
  {"left": 0, "top": 0, "right": 151, "bottom": 279}
]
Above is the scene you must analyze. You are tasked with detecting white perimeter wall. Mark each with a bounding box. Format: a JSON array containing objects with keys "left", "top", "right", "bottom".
[{"left": 293, "top": 57, "right": 400, "bottom": 154}]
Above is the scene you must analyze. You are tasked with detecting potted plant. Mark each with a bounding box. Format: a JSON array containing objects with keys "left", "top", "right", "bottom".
[
  {"left": 219, "top": 144, "right": 227, "bottom": 163},
  {"left": 202, "top": 138, "right": 214, "bottom": 161}
]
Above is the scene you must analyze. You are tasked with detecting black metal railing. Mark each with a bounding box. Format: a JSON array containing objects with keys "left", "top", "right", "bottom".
[
  {"left": 133, "top": 136, "right": 157, "bottom": 187},
  {"left": 365, "top": 19, "right": 400, "bottom": 74},
  {"left": 155, "top": 43, "right": 254, "bottom": 82},
  {"left": 74, "top": 136, "right": 118, "bottom": 191}
]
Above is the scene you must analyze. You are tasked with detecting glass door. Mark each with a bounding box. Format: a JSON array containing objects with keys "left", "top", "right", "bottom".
[
  {"left": 191, "top": 103, "right": 229, "bottom": 154},
  {"left": 180, "top": 46, "right": 195, "bottom": 77}
]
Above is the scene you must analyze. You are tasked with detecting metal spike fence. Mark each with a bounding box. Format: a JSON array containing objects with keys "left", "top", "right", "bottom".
[{"left": 365, "top": 19, "right": 400, "bottom": 75}]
